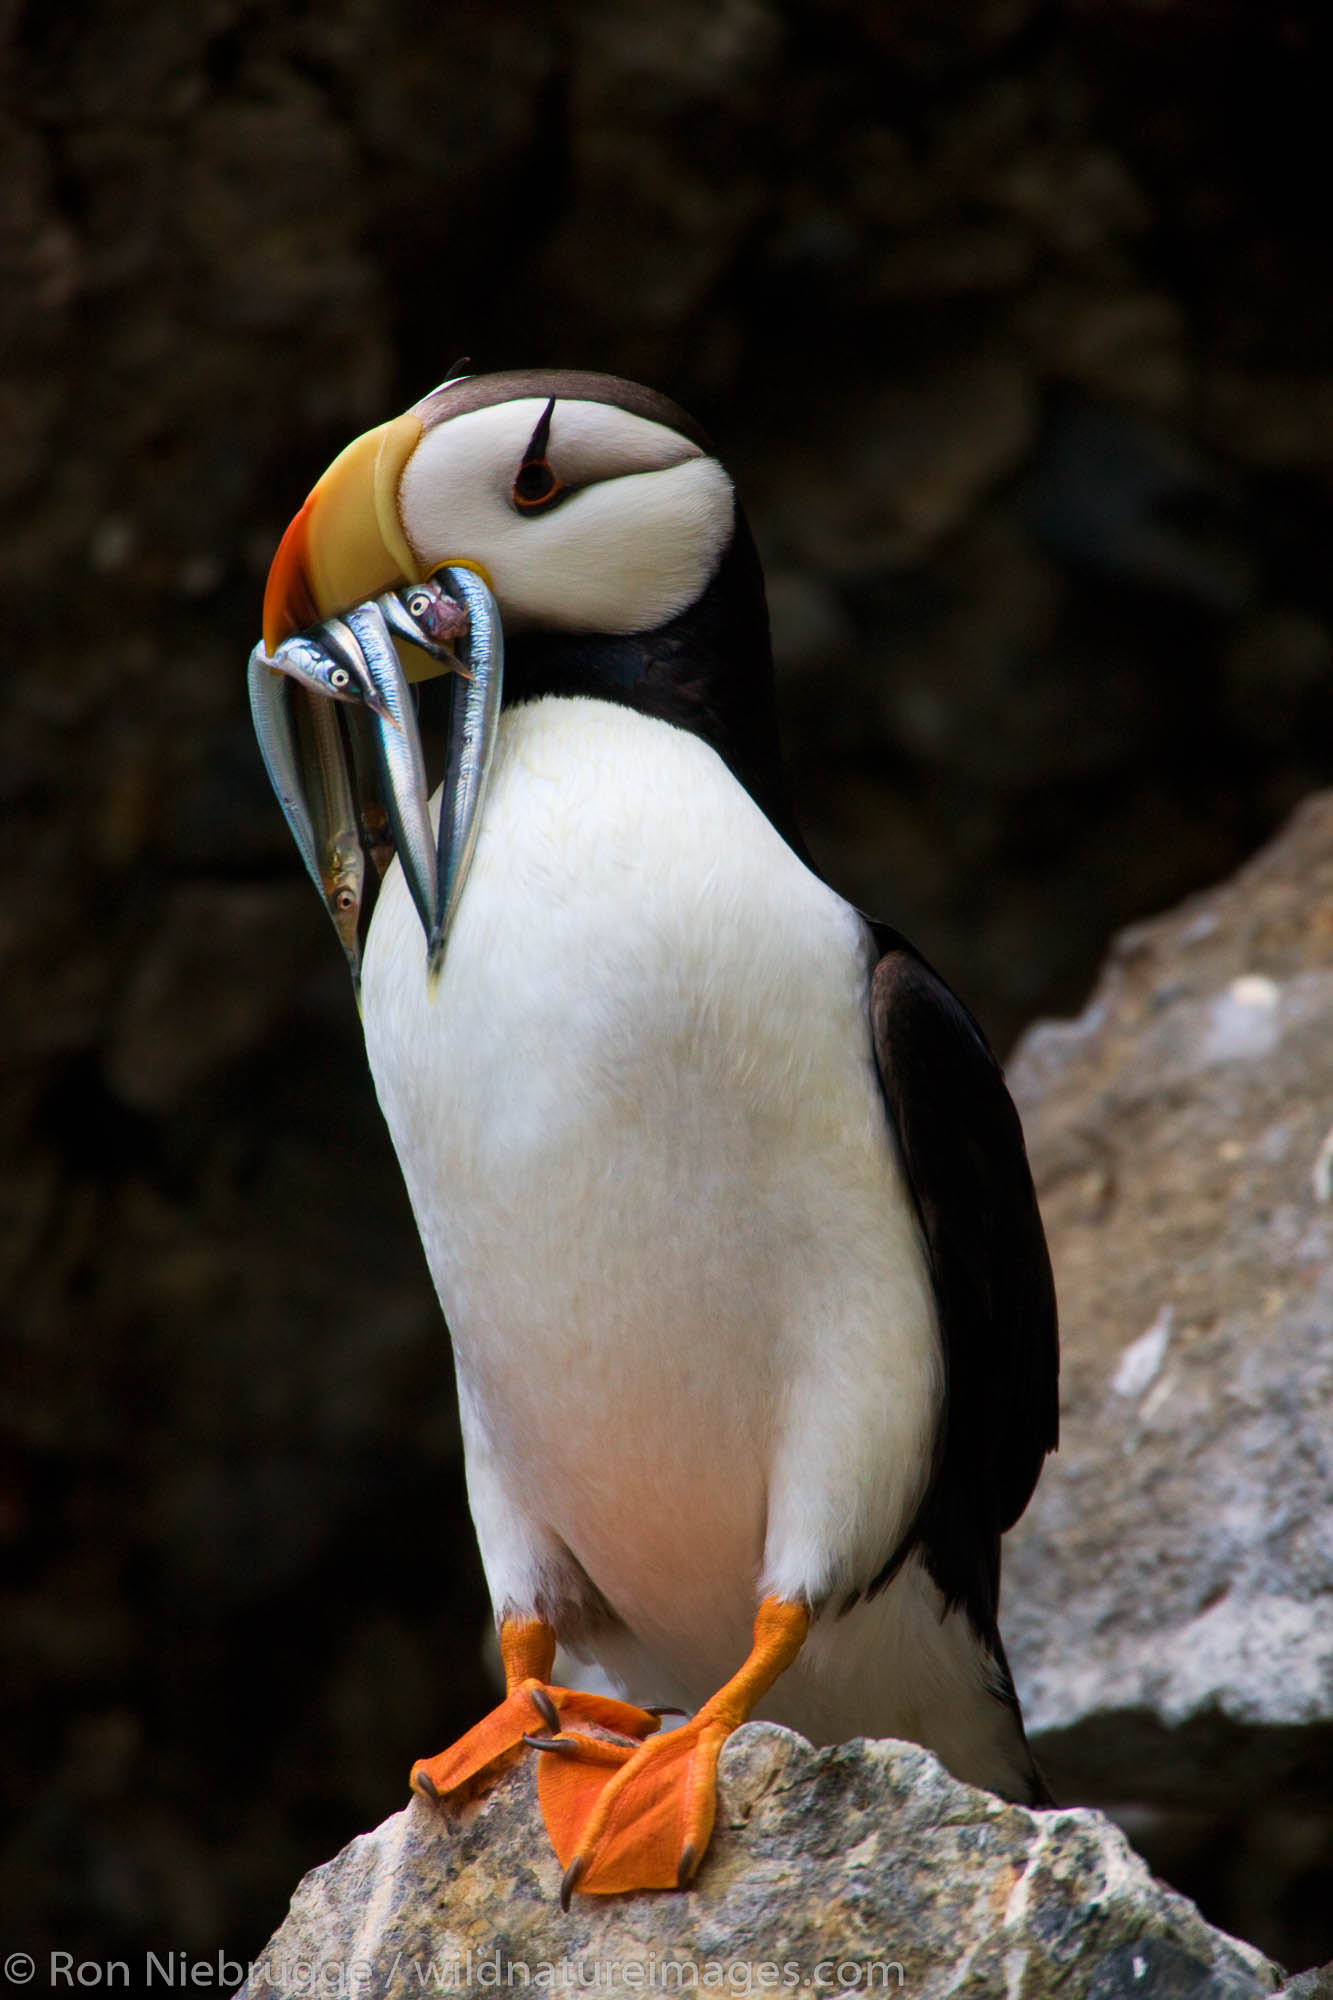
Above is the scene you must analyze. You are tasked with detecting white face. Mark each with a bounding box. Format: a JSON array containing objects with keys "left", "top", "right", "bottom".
[{"left": 397, "top": 397, "right": 736, "bottom": 636}]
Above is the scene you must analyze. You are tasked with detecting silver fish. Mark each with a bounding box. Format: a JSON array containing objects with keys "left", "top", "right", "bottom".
[
  {"left": 247, "top": 643, "right": 322, "bottom": 897},
  {"left": 378, "top": 577, "right": 472, "bottom": 668},
  {"left": 267, "top": 623, "right": 392, "bottom": 721},
  {"left": 341, "top": 699, "right": 397, "bottom": 882},
  {"left": 428, "top": 564, "right": 504, "bottom": 974},
  {"left": 250, "top": 571, "right": 500, "bottom": 979},
  {"left": 296, "top": 689, "right": 365, "bottom": 990},
  {"left": 342, "top": 600, "right": 437, "bottom": 939}
]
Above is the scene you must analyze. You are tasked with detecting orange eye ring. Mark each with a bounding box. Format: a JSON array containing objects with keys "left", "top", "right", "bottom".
[{"left": 513, "top": 459, "right": 563, "bottom": 511}]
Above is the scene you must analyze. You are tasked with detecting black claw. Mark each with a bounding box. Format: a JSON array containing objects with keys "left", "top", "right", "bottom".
[
  {"left": 522, "top": 1732, "right": 577, "bottom": 1755},
  {"left": 676, "top": 1843, "right": 698, "bottom": 1889},
  {"left": 530, "top": 1686, "right": 561, "bottom": 1732},
  {"left": 646, "top": 1705, "right": 690, "bottom": 1718},
  {"left": 413, "top": 1770, "right": 440, "bottom": 1803},
  {"left": 560, "top": 1856, "right": 586, "bottom": 1911}
]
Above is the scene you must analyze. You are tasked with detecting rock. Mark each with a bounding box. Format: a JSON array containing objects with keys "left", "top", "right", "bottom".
[
  {"left": 1277, "top": 1969, "right": 1333, "bottom": 2000},
  {"left": 238, "top": 1726, "right": 1280, "bottom": 1999},
  {"left": 1004, "top": 793, "right": 1333, "bottom": 1810}
]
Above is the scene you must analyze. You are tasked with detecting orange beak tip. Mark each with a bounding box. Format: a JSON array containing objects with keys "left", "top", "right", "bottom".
[{"left": 262, "top": 499, "right": 319, "bottom": 654}]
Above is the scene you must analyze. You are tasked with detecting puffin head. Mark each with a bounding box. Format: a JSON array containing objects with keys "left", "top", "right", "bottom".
[
  {"left": 255, "top": 369, "right": 797, "bottom": 982},
  {"left": 263, "top": 369, "right": 736, "bottom": 656}
]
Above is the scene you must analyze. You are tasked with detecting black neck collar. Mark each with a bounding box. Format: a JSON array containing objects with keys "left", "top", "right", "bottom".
[{"left": 501, "top": 511, "right": 808, "bottom": 859}]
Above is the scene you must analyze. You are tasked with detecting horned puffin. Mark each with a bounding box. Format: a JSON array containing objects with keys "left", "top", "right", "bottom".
[{"left": 259, "top": 368, "right": 1059, "bottom": 1903}]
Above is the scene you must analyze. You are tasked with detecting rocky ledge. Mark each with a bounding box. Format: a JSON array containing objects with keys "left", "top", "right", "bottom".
[{"left": 238, "top": 1727, "right": 1286, "bottom": 2000}]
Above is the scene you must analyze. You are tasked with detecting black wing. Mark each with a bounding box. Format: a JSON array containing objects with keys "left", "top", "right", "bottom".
[{"left": 864, "top": 923, "right": 1059, "bottom": 1646}]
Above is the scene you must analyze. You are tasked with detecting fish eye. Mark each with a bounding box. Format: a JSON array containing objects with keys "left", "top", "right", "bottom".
[
  {"left": 334, "top": 887, "right": 357, "bottom": 912},
  {"left": 407, "top": 590, "right": 430, "bottom": 617},
  {"left": 329, "top": 666, "right": 350, "bottom": 689}
]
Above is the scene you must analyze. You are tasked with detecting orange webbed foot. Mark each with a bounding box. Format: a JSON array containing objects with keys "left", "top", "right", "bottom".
[
  {"left": 409, "top": 1617, "right": 659, "bottom": 1809},
  {"left": 410, "top": 1681, "right": 658, "bottom": 1806},
  {"left": 535, "top": 1597, "right": 812, "bottom": 1903},
  {"left": 537, "top": 1710, "right": 733, "bottom": 1901}
]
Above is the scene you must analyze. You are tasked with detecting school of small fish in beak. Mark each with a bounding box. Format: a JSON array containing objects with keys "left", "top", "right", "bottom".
[{"left": 248, "top": 565, "right": 504, "bottom": 994}]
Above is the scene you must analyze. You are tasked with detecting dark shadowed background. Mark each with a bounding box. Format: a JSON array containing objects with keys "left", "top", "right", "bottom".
[{"left": 4, "top": 0, "right": 1333, "bottom": 1970}]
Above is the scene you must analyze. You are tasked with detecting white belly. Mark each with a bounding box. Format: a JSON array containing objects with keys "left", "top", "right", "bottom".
[{"left": 361, "top": 697, "right": 940, "bottom": 1700}]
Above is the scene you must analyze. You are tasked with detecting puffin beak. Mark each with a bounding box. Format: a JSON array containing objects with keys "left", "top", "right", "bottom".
[
  {"left": 262, "top": 412, "right": 426, "bottom": 653},
  {"left": 259, "top": 418, "right": 506, "bottom": 975}
]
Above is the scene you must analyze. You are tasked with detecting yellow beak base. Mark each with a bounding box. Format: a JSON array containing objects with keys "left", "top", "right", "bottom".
[{"left": 262, "top": 411, "right": 425, "bottom": 652}]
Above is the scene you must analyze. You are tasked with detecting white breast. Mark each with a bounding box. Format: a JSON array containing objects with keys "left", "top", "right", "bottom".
[{"left": 360, "top": 698, "right": 941, "bottom": 1699}]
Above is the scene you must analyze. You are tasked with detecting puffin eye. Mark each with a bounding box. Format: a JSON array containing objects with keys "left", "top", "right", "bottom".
[{"left": 512, "top": 459, "right": 564, "bottom": 512}]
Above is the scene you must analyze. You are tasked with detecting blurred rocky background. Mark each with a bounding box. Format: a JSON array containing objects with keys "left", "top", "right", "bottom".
[
  {"left": 1005, "top": 796, "right": 1333, "bottom": 1982},
  {"left": 3, "top": 0, "right": 1332, "bottom": 1975}
]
